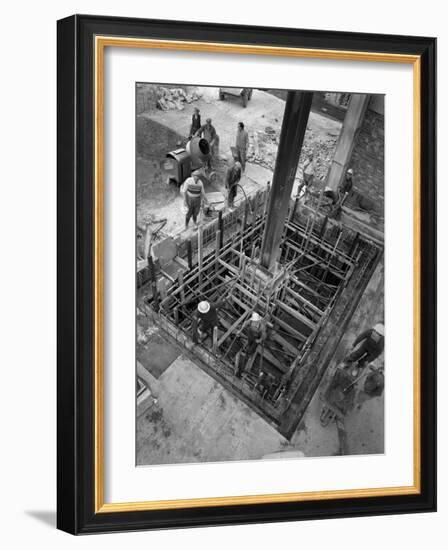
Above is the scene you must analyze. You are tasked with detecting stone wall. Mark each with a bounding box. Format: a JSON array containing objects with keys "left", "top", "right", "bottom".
[
  {"left": 348, "top": 104, "right": 384, "bottom": 219},
  {"left": 136, "top": 84, "right": 160, "bottom": 114}
]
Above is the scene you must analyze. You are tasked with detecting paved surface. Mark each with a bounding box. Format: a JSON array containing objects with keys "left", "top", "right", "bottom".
[{"left": 137, "top": 355, "right": 287, "bottom": 466}]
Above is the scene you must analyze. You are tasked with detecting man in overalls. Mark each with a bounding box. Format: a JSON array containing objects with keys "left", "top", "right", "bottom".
[{"left": 184, "top": 170, "right": 207, "bottom": 229}]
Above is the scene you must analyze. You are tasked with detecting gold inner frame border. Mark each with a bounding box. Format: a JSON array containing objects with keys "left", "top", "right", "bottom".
[{"left": 94, "top": 35, "right": 421, "bottom": 513}]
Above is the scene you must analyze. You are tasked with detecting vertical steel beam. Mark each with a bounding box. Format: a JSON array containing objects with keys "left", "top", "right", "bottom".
[{"left": 260, "top": 91, "right": 313, "bottom": 271}]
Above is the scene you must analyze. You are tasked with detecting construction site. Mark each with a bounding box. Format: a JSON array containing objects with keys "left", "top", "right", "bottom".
[{"left": 136, "top": 85, "right": 385, "bottom": 465}]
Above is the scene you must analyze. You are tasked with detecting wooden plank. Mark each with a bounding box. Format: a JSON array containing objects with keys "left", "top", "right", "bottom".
[
  {"left": 272, "top": 315, "right": 307, "bottom": 343},
  {"left": 261, "top": 346, "right": 289, "bottom": 374},
  {"left": 198, "top": 225, "right": 204, "bottom": 285},
  {"left": 285, "top": 287, "right": 324, "bottom": 319},
  {"left": 178, "top": 271, "right": 185, "bottom": 303},
  {"left": 270, "top": 331, "right": 298, "bottom": 356},
  {"left": 277, "top": 301, "right": 316, "bottom": 331},
  {"left": 212, "top": 326, "right": 218, "bottom": 352},
  {"left": 217, "top": 308, "right": 250, "bottom": 347}
]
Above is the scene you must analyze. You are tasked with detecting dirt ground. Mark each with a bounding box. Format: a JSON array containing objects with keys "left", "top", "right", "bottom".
[{"left": 136, "top": 87, "right": 341, "bottom": 240}]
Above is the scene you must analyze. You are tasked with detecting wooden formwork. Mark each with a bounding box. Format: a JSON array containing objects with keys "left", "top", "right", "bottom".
[{"left": 142, "top": 199, "right": 382, "bottom": 435}]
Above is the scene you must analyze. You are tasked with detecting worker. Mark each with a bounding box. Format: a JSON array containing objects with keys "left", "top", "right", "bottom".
[
  {"left": 340, "top": 167, "right": 354, "bottom": 197},
  {"left": 235, "top": 121, "right": 249, "bottom": 172},
  {"left": 225, "top": 159, "right": 242, "bottom": 209},
  {"left": 234, "top": 312, "right": 267, "bottom": 378},
  {"left": 194, "top": 118, "right": 218, "bottom": 168},
  {"left": 184, "top": 169, "right": 207, "bottom": 229},
  {"left": 189, "top": 107, "right": 201, "bottom": 138},
  {"left": 323, "top": 186, "right": 338, "bottom": 204},
  {"left": 245, "top": 312, "right": 267, "bottom": 359},
  {"left": 302, "top": 154, "right": 316, "bottom": 187},
  {"left": 346, "top": 322, "right": 384, "bottom": 367},
  {"left": 192, "top": 300, "right": 224, "bottom": 342}
]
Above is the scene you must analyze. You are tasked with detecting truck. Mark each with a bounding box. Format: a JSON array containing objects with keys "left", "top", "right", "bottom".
[{"left": 218, "top": 87, "right": 253, "bottom": 108}]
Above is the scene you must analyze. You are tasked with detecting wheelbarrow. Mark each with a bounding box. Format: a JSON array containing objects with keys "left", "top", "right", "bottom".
[{"left": 319, "top": 363, "right": 357, "bottom": 427}]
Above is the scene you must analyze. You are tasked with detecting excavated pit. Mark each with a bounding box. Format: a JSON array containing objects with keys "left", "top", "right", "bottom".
[{"left": 139, "top": 189, "right": 382, "bottom": 438}]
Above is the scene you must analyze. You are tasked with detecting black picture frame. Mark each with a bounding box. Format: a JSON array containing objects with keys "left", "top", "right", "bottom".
[{"left": 57, "top": 14, "right": 436, "bottom": 534}]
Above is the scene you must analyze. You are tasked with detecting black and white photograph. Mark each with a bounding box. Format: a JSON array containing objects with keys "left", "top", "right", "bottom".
[{"left": 135, "top": 84, "right": 385, "bottom": 466}]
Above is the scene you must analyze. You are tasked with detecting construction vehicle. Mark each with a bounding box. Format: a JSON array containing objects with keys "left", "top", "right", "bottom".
[{"left": 218, "top": 87, "right": 253, "bottom": 108}]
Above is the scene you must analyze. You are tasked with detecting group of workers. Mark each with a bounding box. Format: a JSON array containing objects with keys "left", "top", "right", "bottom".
[
  {"left": 183, "top": 108, "right": 249, "bottom": 230},
  {"left": 192, "top": 299, "right": 268, "bottom": 381},
  {"left": 191, "top": 296, "right": 384, "bottom": 393}
]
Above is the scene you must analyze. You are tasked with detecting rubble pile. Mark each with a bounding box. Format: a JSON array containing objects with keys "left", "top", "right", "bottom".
[
  {"left": 247, "top": 125, "right": 339, "bottom": 184},
  {"left": 157, "top": 87, "right": 202, "bottom": 111}
]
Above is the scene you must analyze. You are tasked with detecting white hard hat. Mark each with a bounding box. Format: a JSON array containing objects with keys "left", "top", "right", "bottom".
[
  {"left": 198, "top": 301, "right": 210, "bottom": 314},
  {"left": 251, "top": 312, "right": 261, "bottom": 322},
  {"left": 373, "top": 323, "right": 384, "bottom": 335},
  {"left": 347, "top": 168, "right": 354, "bottom": 175}
]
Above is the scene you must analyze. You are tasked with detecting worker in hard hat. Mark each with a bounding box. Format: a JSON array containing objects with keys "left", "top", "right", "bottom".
[
  {"left": 246, "top": 312, "right": 266, "bottom": 354},
  {"left": 237, "top": 312, "right": 267, "bottom": 377},
  {"left": 346, "top": 322, "right": 384, "bottom": 367},
  {"left": 192, "top": 299, "right": 225, "bottom": 342},
  {"left": 183, "top": 169, "right": 207, "bottom": 229},
  {"left": 225, "top": 158, "right": 242, "bottom": 209},
  {"left": 340, "top": 167, "right": 354, "bottom": 197}
]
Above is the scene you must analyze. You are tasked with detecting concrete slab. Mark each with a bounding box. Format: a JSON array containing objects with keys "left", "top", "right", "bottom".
[
  {"left": 137, "top": 333, "right": 181, "bottom": 379},
  {"left": 136, "top": 355, "right": 287, "bottom": 465}
]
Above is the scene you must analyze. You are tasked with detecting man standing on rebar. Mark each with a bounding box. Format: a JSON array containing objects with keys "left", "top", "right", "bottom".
[
  {"left": 346, "top": 322, "right": 384, "bottom": 367},
  {"left": 234, "top": 312, "right": 267, "bottom": 378},
  {"left": 245, "top": 312, "right": 267, "bottom": 359},
  {"left": 225, "top": 158, "right": 242, "bottom": 209},
  {"left": 194, "top": 118, "right": 218, "bottom": 168},
  {"left": 192, "top": 300, "right": 225, "bottom": 342},
  {"left": 235, "top": 122, "right": 249, "bottom": 172},
  {"left": 189, "top": 107, "right": 201, "bottom": 138},
  {"left": 184, "top": 170, "right": 207, "bottom": 229}
]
